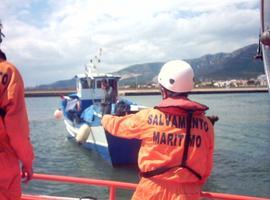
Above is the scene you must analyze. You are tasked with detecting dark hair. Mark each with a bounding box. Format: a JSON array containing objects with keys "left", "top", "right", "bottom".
[
  {"left": 101, "top": 79, "right": 108, "bottom": 88},
  {"left": 160, "top": 84, "right": 188, "bottom": 98},
  {"left": 101, "top": 78, "right": 107, "bottom": 84},
  {"left": 0, "top": 49, "right": 6, "bottom": 60},
  {"left": 166, "top": 89, "right": 188, "bottom": 97},
  {"left": 115, "top": 100, "right": 131, "bottom": 116}
]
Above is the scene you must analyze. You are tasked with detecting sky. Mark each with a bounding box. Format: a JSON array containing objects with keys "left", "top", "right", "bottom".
[{"left": 0, "top": 0, "right": 260, "bottom": 87}]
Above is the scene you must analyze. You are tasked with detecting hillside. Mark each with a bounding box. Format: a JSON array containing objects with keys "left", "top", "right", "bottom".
[
  {"left": 118, "top": 44, "right": 264, "bottom": 86},
  {"left": 188, "top": 44, "right": 264, "bottom": 81},
  {"left": 32, "top": 43, "right": 264, "bottom": 89}
]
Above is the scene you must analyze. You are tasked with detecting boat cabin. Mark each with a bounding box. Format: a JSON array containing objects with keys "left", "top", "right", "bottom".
[{"left": 74, "top": 73, "right": 121, "bottom": 111}]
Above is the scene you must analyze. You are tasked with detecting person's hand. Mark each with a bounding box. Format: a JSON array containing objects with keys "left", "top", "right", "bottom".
[
  {"left": 207, "top": 115, "right": 219, "bottom": 125},
  {"left": 21, "top": 164, "right": 33, "bottom": 184}
]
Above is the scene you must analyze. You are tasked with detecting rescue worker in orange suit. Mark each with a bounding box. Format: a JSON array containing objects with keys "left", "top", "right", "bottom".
[
  {"left": 102, "top": 60, "right": 217, "bottom": 200},
  {"left": 0, "top": 49, "right": 34, "bottom": 200}
]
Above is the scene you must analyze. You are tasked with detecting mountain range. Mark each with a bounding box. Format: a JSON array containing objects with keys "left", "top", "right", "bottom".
[{"left": 32, "top": 43, "right": 264, "bottom": 90}]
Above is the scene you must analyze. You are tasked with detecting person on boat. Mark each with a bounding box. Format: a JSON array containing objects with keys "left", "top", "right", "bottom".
[
  {"left": 102, "top": 60, "right": 216, "bottom": 200},
  {"left": 64, "top": 96, "right": 82, "bottom": 123},
  {"left": 100, "top": 79, "right": 116, "bottom": 115},
  {"left": 0, "top": 49, "right": 34, "bottom": 200}
]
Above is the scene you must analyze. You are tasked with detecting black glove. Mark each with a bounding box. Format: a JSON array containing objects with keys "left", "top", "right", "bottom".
[{"left": 207, "top": 115, "right": 219, "bottom": 125}]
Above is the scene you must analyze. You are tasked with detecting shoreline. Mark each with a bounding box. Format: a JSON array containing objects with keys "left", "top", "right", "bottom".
[{"left": 25, "top": 87, "right": 269, "bottom": 97}]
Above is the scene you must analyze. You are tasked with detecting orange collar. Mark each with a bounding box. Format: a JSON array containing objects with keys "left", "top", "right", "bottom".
[{"left": 155, "top": 96, "right": 208, "bottom": 115}]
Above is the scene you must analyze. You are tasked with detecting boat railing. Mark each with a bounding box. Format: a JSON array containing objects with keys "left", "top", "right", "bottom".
[{"left": 22, "top": 173, "right": 270, "bottom": 200}]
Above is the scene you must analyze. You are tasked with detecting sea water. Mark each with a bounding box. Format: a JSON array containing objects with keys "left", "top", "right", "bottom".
[{"left": 22, "top": 93, "right": 270, "bottom": 199}]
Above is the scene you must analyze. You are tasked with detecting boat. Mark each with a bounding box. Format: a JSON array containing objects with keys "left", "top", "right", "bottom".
[
  {"left": 258, "top": 0, "right": 270, "bottom": 91},
  {"left": 55, "top": 50, "right": 144, "bottom": 167}
]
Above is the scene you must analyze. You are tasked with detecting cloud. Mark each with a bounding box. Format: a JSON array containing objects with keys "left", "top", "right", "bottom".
[{"left": 0, "top": 0, "right": 260, "bottom": 86}]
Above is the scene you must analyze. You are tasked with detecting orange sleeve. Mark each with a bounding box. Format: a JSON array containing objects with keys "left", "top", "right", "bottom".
[
  {"left": 4, "top": 64, "right": 34, "bottom": 167},
  {"left": 101, "top": 109, "right": 150, "bottom": 139}
]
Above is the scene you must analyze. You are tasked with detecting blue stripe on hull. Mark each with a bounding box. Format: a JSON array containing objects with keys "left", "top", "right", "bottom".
[{"left": 105, "top": 131, "right": 141, "bottom": 166}]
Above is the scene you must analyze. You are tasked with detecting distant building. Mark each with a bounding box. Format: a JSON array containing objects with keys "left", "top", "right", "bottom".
[{"left": 257, "top": 74, "right": 268, "bottom": 86}]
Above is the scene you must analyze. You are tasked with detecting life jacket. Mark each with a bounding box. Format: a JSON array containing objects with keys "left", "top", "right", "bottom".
[{"left": 140, "top": 97, "right": 209, "bottom": 180}]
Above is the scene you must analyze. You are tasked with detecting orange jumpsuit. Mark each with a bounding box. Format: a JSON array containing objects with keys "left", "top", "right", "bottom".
[
  {"left": 102, "top": 97, "right": 214, "bottom": 200},
  {"left": 0, "top": 59, "right": 34, "bottom": 199}
]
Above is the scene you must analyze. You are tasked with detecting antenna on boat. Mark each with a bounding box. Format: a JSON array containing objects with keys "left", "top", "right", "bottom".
[{"left": 85, "top": 48, "right": 102, "bottom": 75}]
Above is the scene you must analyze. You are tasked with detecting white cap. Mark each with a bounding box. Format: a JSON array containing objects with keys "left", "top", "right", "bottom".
[{"left": 158, "top": 60, "right": 194, "bottom": 93}]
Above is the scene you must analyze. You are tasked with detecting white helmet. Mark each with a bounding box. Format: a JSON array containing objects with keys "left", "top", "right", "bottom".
[{"left": 158, "top": 60, "right": 194, "bottom": 93}]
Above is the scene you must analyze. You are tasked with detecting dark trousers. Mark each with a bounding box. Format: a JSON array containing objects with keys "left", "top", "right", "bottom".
[{"left": 101, "top": 103, "right": 111, "bottom": 115}]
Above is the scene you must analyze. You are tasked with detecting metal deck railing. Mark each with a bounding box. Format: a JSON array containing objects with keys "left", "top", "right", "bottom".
[{"left": 21, "top": 173, "right": 270, "bottom": 200}]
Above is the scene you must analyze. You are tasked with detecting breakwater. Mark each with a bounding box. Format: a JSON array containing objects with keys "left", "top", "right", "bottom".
[{"left": 25, "top": 87, "right": 268, "bottom": 97}]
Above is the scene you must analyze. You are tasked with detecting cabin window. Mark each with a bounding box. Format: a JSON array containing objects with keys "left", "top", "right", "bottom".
[
  {"left": 108, "top": 79, "right": 114, "bottom": 87},
  {"left": 88, "top": 79, "right": 95, "bottom": 88},
  {"left": 96, "top": 80, "right": 102, "bottom": 88},
  {"left": 110, "top": 79, "right": 118, "bottom": 88},
  {"left": 81, "top": 78, "right": 90, "bottom": 89},
  {"left": 96, "top": 79, "right": 117, "bottom": 89}
]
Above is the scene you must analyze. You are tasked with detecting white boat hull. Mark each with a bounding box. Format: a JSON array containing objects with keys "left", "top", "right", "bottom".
[{"left": 64, "top": 119, "right": 141, "bottom": 166}]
